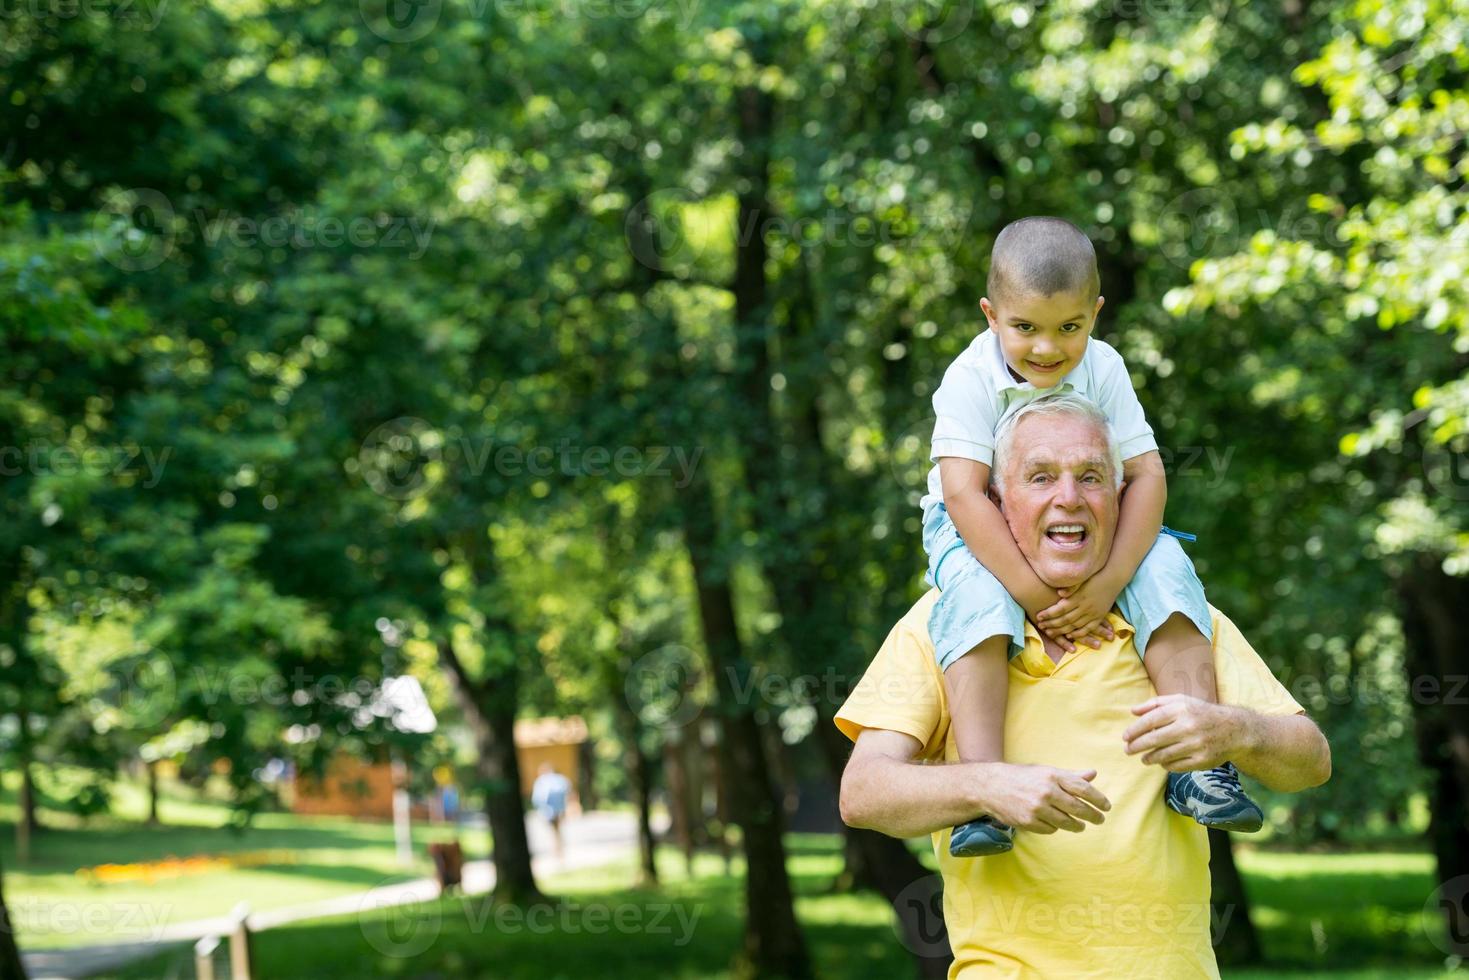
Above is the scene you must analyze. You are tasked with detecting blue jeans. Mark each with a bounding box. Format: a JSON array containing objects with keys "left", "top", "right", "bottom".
[{"left": 922, "top": 503, "right": 1212, "bottom": 672}]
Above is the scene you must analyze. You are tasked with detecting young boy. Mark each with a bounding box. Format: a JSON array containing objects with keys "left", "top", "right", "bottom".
[{"left": 920, "top": 216, "right": 1263, "bottom": 857}]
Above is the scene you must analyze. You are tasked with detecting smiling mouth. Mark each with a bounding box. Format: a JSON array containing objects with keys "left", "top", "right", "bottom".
[
  {"left": 1027, "top": 359, "right": 1065, "bottom": 373},
  {"left": 1045, "top": 523, "right": 1088, "bottom": 548}
]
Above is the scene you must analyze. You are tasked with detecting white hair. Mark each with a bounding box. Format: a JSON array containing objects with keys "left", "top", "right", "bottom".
[{"left": 992, "top": 392, "right": 1124, "bottom": 496}]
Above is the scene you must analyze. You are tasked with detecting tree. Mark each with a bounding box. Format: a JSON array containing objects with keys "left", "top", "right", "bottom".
[{"left": 1159, "top": 0, "right": 1469, "bottom": 947}]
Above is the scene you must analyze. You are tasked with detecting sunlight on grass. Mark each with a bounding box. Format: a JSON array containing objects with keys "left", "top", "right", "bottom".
[
  {"left": 103, "top": 836, "right": 1457, "bottom": 979},
  {"left": 2, "top": 771, "right": 487, "bottom": 949},
  {"left": 45, "top": 833, "right": 1469, "bottom": 978}
]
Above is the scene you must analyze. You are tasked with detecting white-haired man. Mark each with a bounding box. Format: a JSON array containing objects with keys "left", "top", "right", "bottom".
[{"left": 837, "top": 392, "right": 1330, "bottom": 978}]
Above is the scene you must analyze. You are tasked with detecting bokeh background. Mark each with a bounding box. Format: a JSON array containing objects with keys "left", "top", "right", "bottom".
[{"left": 2, "top": 0, "right": 1468, "bottom": 977}]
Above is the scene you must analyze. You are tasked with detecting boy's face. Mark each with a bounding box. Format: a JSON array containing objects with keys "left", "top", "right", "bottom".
[{"left": 981, "top": 288, "right": 1105, "bottom": 388}]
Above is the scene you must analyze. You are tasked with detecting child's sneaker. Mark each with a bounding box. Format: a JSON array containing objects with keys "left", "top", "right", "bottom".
[
  {"left": 948, "top": 816, "right": 1014, "bottom": 857},
  {"left": 1165, "top": 762, "right": 1264, "bottom": 832}
]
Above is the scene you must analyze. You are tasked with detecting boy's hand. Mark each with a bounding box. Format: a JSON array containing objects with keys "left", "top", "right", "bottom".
[
  {"left": 1036, "top": 577, "right": 1119, "bottom": 649},
  {"left": 1021, "top": 587, "right": 1077, "bottom": 654},
  {"left": 1033, "top": 619, "right": 1099, "bottom": 653},
  {"left": 1068, "top": 621, "right": 1114, "bottom": 650}
]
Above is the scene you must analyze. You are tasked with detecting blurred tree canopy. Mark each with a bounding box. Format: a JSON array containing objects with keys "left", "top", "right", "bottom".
[{"left": 2, "top": 0, "right": 1467, "bottom": 972}]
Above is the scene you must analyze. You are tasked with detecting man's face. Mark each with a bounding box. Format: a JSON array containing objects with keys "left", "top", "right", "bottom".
[
  {"left": 995, "top": 413, "right": 1119, "bottom": 589},
  {"left": 981, "top": 287, "right": 1103, "bottom": 388}
]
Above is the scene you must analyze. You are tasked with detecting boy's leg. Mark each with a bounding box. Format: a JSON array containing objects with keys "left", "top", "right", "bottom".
[
  {"left": 1142, "top": 613, "right": 1217, "bottom": 703},
  {"left": 1121, "top": 533, "right": 1263, "bottom": 833},
  {"left": 923, "top": 504, "right": 1025, "bottom": 857},
  {"left": 943, "top": 637, "right": 1009, "bottom": 765},
  {"left": 939, "top": 636, "right": 1016, "bottom": 857}
]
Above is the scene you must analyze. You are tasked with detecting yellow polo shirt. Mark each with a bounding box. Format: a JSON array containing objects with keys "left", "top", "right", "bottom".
[{"left": 835, "top": 592, "right": 1304, "bottom": 979}]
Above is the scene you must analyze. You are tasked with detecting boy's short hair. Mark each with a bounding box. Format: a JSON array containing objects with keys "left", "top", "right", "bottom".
[{"left": 987, "top": 217, "right": 1100, "bottom": 304}]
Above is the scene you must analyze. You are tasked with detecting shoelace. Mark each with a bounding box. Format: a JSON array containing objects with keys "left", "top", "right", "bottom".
[{"left": 1196, "top": 765, "right": 1243, "bottom": 797}]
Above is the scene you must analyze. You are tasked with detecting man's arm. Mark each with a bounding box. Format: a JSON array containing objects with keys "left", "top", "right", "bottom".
[
  {"left": 1231, "top": 711, "right": 1333, "bottom": 791},
  {"left": 1122, "top": 694, "right": 1331, "bottom": 792},
  {"left": 840, "top": 728, "right": 1112, "bottom": 839}
]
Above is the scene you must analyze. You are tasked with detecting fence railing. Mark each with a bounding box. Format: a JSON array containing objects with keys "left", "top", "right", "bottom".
[{"left": 192, "top": 903, "right": 252, "bottom": 980}]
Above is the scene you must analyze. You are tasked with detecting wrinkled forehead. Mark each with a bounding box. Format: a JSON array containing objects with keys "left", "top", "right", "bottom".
[{"left": 1004, "top": 416, "right": 1115, "bottom": 478}]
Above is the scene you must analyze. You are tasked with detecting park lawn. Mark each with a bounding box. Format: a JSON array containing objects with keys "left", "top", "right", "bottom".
[
  {"left": 1235, "top": 849, "right": 1451, "bottom": 969},
  {"left": 0, "top": 771, "right": 485, "bottom": 950},
  {"left": 104, "top": 837, "right": 1462, "bottom": 979}
]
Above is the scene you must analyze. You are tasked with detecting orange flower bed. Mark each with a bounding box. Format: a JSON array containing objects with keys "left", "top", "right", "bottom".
[{"left": 77, "top": 850, "right": 299, "bottom": 884}]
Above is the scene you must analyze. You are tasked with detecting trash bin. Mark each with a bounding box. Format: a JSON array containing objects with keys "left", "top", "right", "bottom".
[{"left": 428, "top": 840, "right": 463, "bottom": 894}]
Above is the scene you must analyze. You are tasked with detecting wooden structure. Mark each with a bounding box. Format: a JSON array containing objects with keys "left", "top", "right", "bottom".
[
  {"left": 288, "top": 753, "right": 396, "bottom": 820},
  {"left": 286, "top": 715, "right": 588, "bottom": 820},
  {"left": 514, "top": 716, "right": 588, "bottom": 812}
]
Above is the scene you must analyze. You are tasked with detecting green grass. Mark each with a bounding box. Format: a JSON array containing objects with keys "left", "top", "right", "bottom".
[
  {"left": 96, "top": 837, "right": 1466, "bottom": 980},
  {"left": 107, "top": 837, "right": 916, "bottom": 980},
  {"left": 1236, "top": 850, "right": 1452, "bottom": 971},
  {"left": 1, "top": 771, "right": 486, "bottom": 950},
  {"left": 3, "top": 766, "right": 1460, "bottom": 978}
]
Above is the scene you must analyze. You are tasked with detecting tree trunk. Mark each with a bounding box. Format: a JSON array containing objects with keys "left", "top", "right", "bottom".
[
  {"left": 620, "top": 116, "right": 810, "bottom": 975},
  {"left": 1400, "top": 555, "right": 1469, "bottom": 956},
  {"left": 664, "top": 730, "right": 697, "bottom": 876},
  {"left": 19, "top": 775, "right": 37, "bottom": 839},
  {"left": 16, "top": 710, "right": 38, "bottom": 863},
  {"left": 631, "top": 741, "right": 658, "bottom": 886},
  {"left": 578, "top": 738, "right": 599, "bottom": 812},
  {"left": 832, "top": 828, "right": 878, "bottom": 893},
  {"left": 145, "top": 760, "right": 160, "bottom": 827},
  {"left": 610, "top": 666, "right": 659, "bottom": 886},
  {"left": 438, "top": 638, "right": 544, "bottom": 905},
  {"left": 1207, "top": 829, "right": 1263, "bottom": 966},
  {"left": 14, "top": 765, "right": 31, "bottom": 868},
  {"left": 0, "top": 857, "right": 27, "bottom": 980},
  {"left": 816, "top": 719, "right": 953, "bottom": 979},
  {"left": 600, "top": 590, "right": 659, "bottom": 886},
  {"left": 720, "top": 73, "right": 953, "bottom": 970},
  {"left": 761, "top": 718, "right": 799, "bottom": 816},
  {"left": 14, "top": 769, "right": 29, "bottom": 869},
  {"left": 682, "top": 474, "right": 812, "bottom": 980}
]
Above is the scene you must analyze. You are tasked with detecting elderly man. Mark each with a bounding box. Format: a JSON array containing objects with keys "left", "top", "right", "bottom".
[{"left": 837, "top": 393, "right": 1330, "bottom": 978}]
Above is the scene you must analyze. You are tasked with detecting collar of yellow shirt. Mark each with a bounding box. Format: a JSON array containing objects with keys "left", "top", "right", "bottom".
[{"left": 1013, "top": 609, "right": 1138, "bottom": 679}]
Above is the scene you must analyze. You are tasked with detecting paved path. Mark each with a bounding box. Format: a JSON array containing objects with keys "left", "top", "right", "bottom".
[{"left": 23, "top": 810, "right": 643, "bottom": 980}]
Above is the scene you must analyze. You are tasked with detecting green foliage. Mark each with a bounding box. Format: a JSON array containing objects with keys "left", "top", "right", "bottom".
[{"left": 2, "top": 0, "right": 1463, "bottom": 866}]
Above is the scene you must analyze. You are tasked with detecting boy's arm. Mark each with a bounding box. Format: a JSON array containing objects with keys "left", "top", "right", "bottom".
[
  {"left": 1035, "top": 450, "right": 1167, "bottom": 637},
  {"left": 940, "top": 457, "right": 1058, "bottom": 619},
  {"left": 1105, "top": 449, "right": 1168, "bottom": 594}
]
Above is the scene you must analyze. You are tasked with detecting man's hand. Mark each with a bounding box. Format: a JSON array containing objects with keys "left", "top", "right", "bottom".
[
  {"left": 976, "top": 762, "right": 1111, "bottom": 834},
  {"left": 1122, "top": 694, "right": 1250, "bottom": 772},
  {"left": 1035, "top": 576, "right": 1119, "bottom": 650}
]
